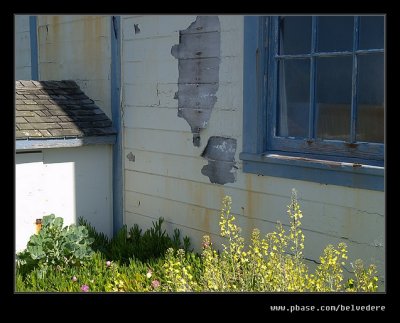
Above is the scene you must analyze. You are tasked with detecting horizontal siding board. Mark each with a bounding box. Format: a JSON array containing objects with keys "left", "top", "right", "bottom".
[
  {"left": 125, "top": 169, "right": 229, "bottom": 212},
  {"left": 219, "top": 15, "right": 242, "bottom": 32},
  {"left": 214, "top": 81, "right": 243, "bottom": 110},
  {"left": 173, "top": 32, "right": 220, "bottom": 59},
  {"left": 220, "top": 30, "right": 244, "bottom": 57},
  {"left": 38, "top": 39, "right": 111, "bottom": 62},
  {"left": 203, "top": 108, "right": 242, "bottom": 138},
  {"left": 124, "top": 128, "right": 202, "bottom": 157},
  {"left": 123, "top": 60, "right": 178, "bottom": 84},
  {"left": 37, "top": 15, "right": 110, "bottom": 26},
  {"left": 122, "top": 15, "right": 196, "bottom": 40},
  {"left": 37, "top": 16, "right": 109, "bottom": 43},
  {"left": 124, "top": 170, "right": 383, "bottom": 245},
  {"left": 124, "top": 148, "right": 207, "bottom": 180},
  {"left": 219, "top": 56, "right": 243, "bottom": 84},
  {"left": 37, "top": 59, "right": 111, "bottom": 81},
  {"left": 121, "top": 81, "right": 242, "bottom": 110},
  {"left": 123, "top": 147, "right": 383, "bottom": 214},
  {"left": 178, "top": 58, "right": 220, "bottom": 84},
  {"left": 121, "top": 15, "right": 240, "bottom": 39},
  {"left": 157, "top": 83, "right": 178, "bottom": 108},
  {"left": 122, "top": 36, "right": 178, "bottom": 63},
  {"left": 125, "top": 191, "right": 222, "bottom": 236},
  {"left": 123, "top": 83, "right": 221, "bottom": 109},
  {"left": 177, "top": 84, "right": 218, "bottom": 108},
  {"left": 122, "top": 83, "right": 160, "bottom": 107},
  {"left": 123, "top": 106, "right": 190, "bottom": 131},
  {"left": 123, "top": 170, "right": 383, "bottom": 245},
  {"left": 180, "top": 17, "right": 221, "bottom": 35}
]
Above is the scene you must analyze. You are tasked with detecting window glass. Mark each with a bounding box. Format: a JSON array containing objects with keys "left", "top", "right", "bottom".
[
  {"left": 317, "top": 16, "right": 354, "bottom": 52},
  {"left": 357, "top": 53, "right": 384, "bottom": 143},
  {"left": 359, "top": 16, "right": 384, "bottom": 50},
  {"left": 277, "top": 59, "right": 310, "bottom": 138},
  {"left": 279, "top": 16, "right": 312, "bottom": 55},
  {"left": 316, "top": 56, "right": 353, "bottom": 141}
]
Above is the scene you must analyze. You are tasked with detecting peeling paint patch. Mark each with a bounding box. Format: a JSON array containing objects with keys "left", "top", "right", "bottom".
[
  {"left": 134, "top": 24, "right": 141, "bottom": 34},
  {"left": 201, "top": 136, "right": 237, "bottom": 184},
  {"left": 126, "top": 152, "right": 135, "bottom": 162},
  {"left": 171, "top": 16, "right": 220, "bottom": 147}
]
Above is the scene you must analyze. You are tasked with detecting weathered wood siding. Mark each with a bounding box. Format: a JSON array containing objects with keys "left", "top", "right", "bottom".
[
  {"left": 36, "top": 15, "right": 112, "bottom": 119},
  {"left": 121, "top": 15, "right": 384, "bottom": 287},
  {"left": 15, "top": 145, "right": 113, "bottom": 252},
  {"left": 15, "top": 15, "right": 32, "bottom": 80}
]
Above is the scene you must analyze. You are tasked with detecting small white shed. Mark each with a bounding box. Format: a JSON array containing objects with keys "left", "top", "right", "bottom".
[{"left": 15, "top": 80, "right": 116, "bottom": 252}]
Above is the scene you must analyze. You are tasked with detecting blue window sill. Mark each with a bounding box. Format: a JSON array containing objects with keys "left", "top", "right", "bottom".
[{"left": 239, "top": 152, "right": 384, "bottom": 191}]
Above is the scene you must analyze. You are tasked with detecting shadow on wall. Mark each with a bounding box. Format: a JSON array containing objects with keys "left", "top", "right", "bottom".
[
  {"left": 15, "top": 145, "right": 112, "bottom": 252},
  {"left": 44, "top": 146, "right": 112, "bottom": 236}
]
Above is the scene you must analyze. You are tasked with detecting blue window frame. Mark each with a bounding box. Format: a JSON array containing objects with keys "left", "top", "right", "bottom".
[{"left": 240, "top": 16, "right": 384, "bottom": 191}]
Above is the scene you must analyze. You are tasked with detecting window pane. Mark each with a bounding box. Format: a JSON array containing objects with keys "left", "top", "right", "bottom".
[
  {"left": 359, "top": 16, "right": 384, "bottom": 50},
  {"left": 357, "top": 54, "right": 384, "bottom": 143},
  {"left": 317, "top": 16, "right": 354, "bottom": 52},
  {"left": 279, "top": 16, "right": 312, "bottom": 55},
  {"left": 277, "top": 59, "right": 310, "bottom": 138},
  {"left": 316, "top": 56, "right": 352, "bottom": 141}
]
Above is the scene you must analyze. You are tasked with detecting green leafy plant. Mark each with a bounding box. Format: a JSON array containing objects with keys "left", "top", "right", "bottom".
[
  {"left": 78, "top": 216, "right": 192, "bottom": 264},
  {"left": 77, "top": 217, "right": 110, "bottom": 256},
  {"left": 17, "top": 214, "right": 94, "bottom": 277},
  {"left": 16, "top": 192, "right": 379, "bottom": 292}
]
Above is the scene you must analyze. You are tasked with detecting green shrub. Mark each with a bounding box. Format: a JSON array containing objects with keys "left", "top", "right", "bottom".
[
  {"left": 78, "top": 216, "right": 192, "bottom": 264},
  {"left": 16, "top": 214, "right": 94, "bottom": 278}
]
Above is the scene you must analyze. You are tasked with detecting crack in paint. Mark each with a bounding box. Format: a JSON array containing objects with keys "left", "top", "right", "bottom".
[{"left": 355, "top": 209, "right": 384, "bottom": 217}]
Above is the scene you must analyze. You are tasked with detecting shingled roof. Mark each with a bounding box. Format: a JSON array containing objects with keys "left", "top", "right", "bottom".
[{"left": 16, "top": 80, "right": 116, "bottom": 149}]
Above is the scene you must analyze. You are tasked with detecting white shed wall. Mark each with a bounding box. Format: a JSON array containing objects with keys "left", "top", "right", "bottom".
[{"left": 15, "top": 145, "right": 113, "bottom": 252}]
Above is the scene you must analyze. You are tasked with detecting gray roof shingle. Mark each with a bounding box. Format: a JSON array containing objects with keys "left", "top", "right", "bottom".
[{"left": 15, "top": 80, "right": 116, "bottom": 140}]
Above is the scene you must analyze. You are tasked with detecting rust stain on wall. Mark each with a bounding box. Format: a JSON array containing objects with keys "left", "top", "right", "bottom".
[
  {"left": 201, "top": 136, "right": 237, "bottom": 185},
  {"left": 171, "top": 16, "right": 220, "bottom": 147}
]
